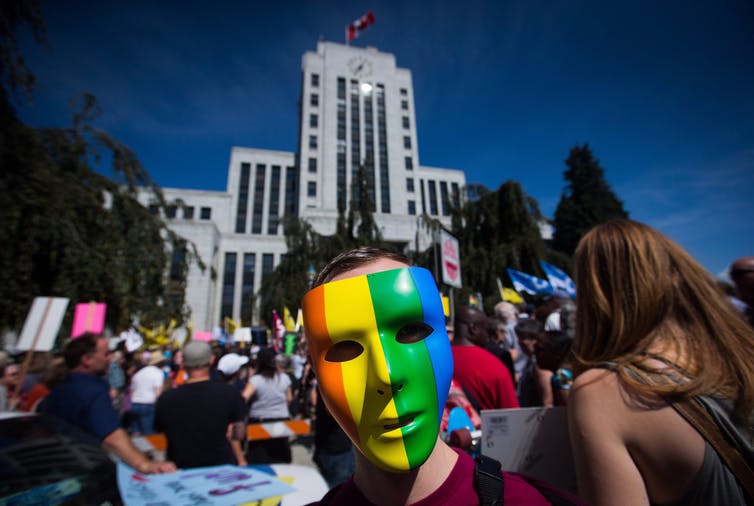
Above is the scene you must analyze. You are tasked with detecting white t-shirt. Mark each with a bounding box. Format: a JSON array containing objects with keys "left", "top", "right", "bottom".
[
  {"left": 544, "top": 310, "right": 561, "bottom": 331},
  {"left": 130, "top": 365, "right": 164, "bottom": 404},
  {"left": 248, "top": 372, "right": 291, "bottom": 420}
]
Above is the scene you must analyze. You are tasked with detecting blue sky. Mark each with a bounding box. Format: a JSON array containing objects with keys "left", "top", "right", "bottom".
[{"left": 15, "top": 0, "right": 754, "bottom": 277}]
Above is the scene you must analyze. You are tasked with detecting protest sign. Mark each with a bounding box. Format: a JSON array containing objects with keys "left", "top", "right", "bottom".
[
  {"left": 71, "top": 302, "right": 106, "bottom": 338},
  {"left": 117, "top": 463, "right": 296, "bottom": 505},
  {"left": 17, "top": 297, "right": 70, "bottom": 352},
  {"left": 481, "top": 407, "right": 577, "bottom": 493},
  {"left": 233, "top": 327, "right": 251, "bottom": 343}
]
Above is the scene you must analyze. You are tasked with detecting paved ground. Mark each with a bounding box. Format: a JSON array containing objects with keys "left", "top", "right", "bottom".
[{"left": 291, "top": 436, "right": 316, "bottom": 468}]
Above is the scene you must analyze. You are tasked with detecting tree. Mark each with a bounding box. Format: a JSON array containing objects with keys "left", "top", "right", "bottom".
[
  {"left": 552, "top": 143, "right": 629, "bottom": 255},
  {"left": 0, "top": 5, "right": 201, "bottom": 341},
  {"left": 448, "top": 180, "right": 550, "bottom": 310}
]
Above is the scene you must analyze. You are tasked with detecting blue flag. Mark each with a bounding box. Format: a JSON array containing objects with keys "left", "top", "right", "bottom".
[
  {"left": 506, "top": 268, "right": 553, "bottom": 296},
  {"left": 539, "top": 261, "right": 577, "bottom": 299}
]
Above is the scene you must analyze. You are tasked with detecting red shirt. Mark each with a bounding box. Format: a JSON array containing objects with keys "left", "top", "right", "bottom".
[
  {"left": 452, "top": 345, "right": 519, "bottom": 410},
  {"left": 308, "top": 448, "right": 550, "bottom": 505}
]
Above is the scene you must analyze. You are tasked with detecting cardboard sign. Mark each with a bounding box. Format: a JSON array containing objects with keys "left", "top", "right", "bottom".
[
  {"left": 71, "top": 302, "right": 106, "bottom": 338},
  {"left": 193, "top": 331, "right": 212, "bottom": 342},
  {"left": 480, "top": 407, "right": 577, "bottom": 493},
  {"left": 17, "top": 297, "right": 70, "bottom": 352},
  {"left": 233, "top": 327, "right": 252, "bottom": 343}
]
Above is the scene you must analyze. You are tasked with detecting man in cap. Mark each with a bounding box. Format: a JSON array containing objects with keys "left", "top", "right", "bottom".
[
  {"left": 302, "top": 247, "right": 549, "bottom": 505},
  {"left": 41, "top": 333, "right": 175, "bottom": 474},
  {"left": 154, "top": 341, "right": 247, "bottom": 468}
]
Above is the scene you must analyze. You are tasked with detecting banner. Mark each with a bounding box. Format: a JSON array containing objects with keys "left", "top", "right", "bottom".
[
  {"left": 71, "top": 302, "right": 106, "bottom": 338},
  {"left": 17, "top": 297, "right": 69, "bottom": 352},
  {"left": 539, "top": 261, "right": 576, "bottom": 299},
  {"left": 506, "top": 268, "right": 553, "bottom": 296},
  {"left": 439, "top": 230, "right": 462, "bottom": 288}
]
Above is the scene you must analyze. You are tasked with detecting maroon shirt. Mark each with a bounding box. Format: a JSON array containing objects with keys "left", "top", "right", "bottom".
[
  {"left": 308, "top": 448, "right": 551, "bottom": 505},
  {"left": 452, "top": 345, "right": 519, "bottom": 410}
]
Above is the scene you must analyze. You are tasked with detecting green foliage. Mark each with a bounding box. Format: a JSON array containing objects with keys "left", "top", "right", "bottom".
[
  {"left": 447, "top": 180, "right": 550, "bottom": 312},
  {"left": 552, "top": 143, "right": 629, "bottom": 255},
  {"left": 259, "top": 164, "right": 387, "bottom": 321}
]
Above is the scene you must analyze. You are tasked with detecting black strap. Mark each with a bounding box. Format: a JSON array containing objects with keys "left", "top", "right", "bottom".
[{"left": 474, "top": 454, "right": 504, "bottom": 506}]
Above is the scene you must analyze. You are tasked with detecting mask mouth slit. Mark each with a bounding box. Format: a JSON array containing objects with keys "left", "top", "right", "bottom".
[{"left": 383, "top": 417, "right": 414, "bottom": 431}]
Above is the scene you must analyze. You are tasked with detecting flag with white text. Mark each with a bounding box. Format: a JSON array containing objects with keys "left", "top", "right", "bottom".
[
  {"left": 539, "top": 261, "right": 577, "bottom": 299},
  {"left": 506, "top": 268, "right": 553, "bottom": 296}
]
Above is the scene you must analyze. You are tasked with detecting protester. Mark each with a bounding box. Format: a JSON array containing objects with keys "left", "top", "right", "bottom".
[
  {"left": 301, "top": 247, "right": 549, "bottom": 504},
  {"left": 243, "top": 347, "right": 293, "bottom": 464},
  {"left": 568, "top": 219, "right": 754, "bottom": 505},
  {"left": 535, "top": 330, "right": 573, "bottom": 406},
  {"left": 452, "top": 305, "right": 519, "bottom": 410},
  {"left": 730, "top": 256, "right": 754, "bottom": 327},
  {"left": 217, "top": 352, "right": 250, "bottom": 393},
  {"left": 20, "top": 356, "right": 66, "bottom": 412},
  {"left": 312, "top": 388, "right": 355, "bottom": 489},
  {"left": 155, "top": 341, "right": 247, "bottom": 468},
  {"left": 128, "top": 349, "right": 165, "bottom": 435},
  {"left": 493, "top": 301, "right": 525, "bottom": 381},
  {"left": 0, "top": 351, "right": 9, "bottom": 411},
  {"left": 40, "top": 333, "right": 175, "bottom": 474},
  {"left": 515, "top": 318, "right": 553, "bottom": 407}
]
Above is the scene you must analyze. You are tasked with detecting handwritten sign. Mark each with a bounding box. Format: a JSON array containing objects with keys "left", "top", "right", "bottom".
[
  {"left": 71, "top": 302, "right": 106, "bottom": 338},
  {"left": 117, "top": 463, "right": 296, "bottom": 505},
  {"left": 480, "top": 407, "right": 577, "bottom": 493},
  {"left": 17, "top": 297, "right": 70, "bottom": 352}
]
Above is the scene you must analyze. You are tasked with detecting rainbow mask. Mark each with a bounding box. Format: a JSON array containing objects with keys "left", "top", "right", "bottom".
[{"left": 302, "top": 266, "right": 453, "bottom": 472}]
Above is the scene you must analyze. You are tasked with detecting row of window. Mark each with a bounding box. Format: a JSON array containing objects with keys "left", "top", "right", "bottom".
[
  {"left": 235, "top": 163, "right": 298, "bottom": 235},
  {"left": 220, "top": 251, "right": 277, "bottom": 323},
  {"left": 150, "top": 204, "right": 212, "bottom": 220}
]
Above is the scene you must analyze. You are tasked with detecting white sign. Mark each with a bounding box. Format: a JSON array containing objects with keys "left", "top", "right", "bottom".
[
  {"left": 17, "top": 297, "right": 70, "bottom": 352},
  {"left": 234, "top": 327, "right": 252, "bottom": 343},
  {"left": 481, "top": 407, "right": 577, "bottom": 493},
  {"left": 439, "top": 230, "right": 462, "bottom": 288}
]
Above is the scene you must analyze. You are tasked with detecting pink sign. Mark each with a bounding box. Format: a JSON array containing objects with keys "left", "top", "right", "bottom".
[
  {"left": 71, "top": 302, "right": 106, "bottom": 338},
  {"left": 193, "top": 331, "right": 212, "bottom": 342}
]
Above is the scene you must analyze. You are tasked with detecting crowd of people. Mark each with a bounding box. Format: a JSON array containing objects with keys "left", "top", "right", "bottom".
[{"left": 1, "top": 219, "right": 752, "bottom": 505}]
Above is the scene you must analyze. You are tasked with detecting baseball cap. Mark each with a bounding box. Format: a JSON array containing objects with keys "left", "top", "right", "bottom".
[
  {"left": 217, "top": 353, "right": 249, "bottom": 376},
  {"left": 183, "top": 341, "right": 212, "bottom": 368}
]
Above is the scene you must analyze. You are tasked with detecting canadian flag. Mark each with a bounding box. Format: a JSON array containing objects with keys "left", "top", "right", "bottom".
[{"left": 346, "top": 11, "right": 375, "bottom": 42}]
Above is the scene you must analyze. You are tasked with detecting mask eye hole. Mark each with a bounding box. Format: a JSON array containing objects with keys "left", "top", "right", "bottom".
[
  {"left": 325, "top": 340, "right": 364, "bottom": 362},
  {"left": 396, "top": 322, "right": 434, "bottom": 344}
]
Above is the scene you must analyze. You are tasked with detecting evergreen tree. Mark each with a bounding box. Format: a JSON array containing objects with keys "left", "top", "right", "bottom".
[{"left": 552, "top": 143, "right": 628, "bottom": 255}]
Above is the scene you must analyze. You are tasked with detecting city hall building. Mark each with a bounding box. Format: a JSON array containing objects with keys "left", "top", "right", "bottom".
[{"left": 140, "top": 41, "right": 466, "bottom": 331}]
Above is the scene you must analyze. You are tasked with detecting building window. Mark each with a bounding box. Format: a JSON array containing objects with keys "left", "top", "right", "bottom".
[
  {"left": 240, "top": 253, "right": 255, "bottom": 323},
  {"left": 284, "top": 165, "right": 298, "bottom": 230},
  {"left": 308, "top": 157, "right": 317, "bottom": 173},
  {"left": 308, "top": 181, "right": 316, "bottom": 197},
  {"left": 406, "top": 178, "right": 415, "bottom": 192},
  {"left": 200, "top": 207, "right": 212, "bottom": 220},
  {"left": 183, "top": 206, "right": 194, "bottom": 219},
  {"left": 148, "top": 204, "right": 158, "bottom": 215},
  {"left": 169, "top": 243, "right": 186, "bottom": 281},
  {"left": 401, "top": 99, "right": 408, "bottom": 110},
  {"left": 309, "top": 113, "right": 318, "bottom": 128},
  {"left": 451, "top": 182, "right": 461, "bottom": 208},
  {"left": 252, "top": 164, "right": 265, "bottom": 234},
  {"left": 337, "top": 102, "right": 346, "bottom": 140},
  {"left": 420, "top": 179, "right": 426, "bottom": 214},
  {"left": 405, "top": 157, "right": 413, "bottom": 170},
  {"left": 400, "top": 88, "right": 407, "bottom": 96},
  {"left": 220, "top": 252, "right": 237, "bottom": 321},
  {"left": 268, "top": 165, "right": 281, "bottom": 234},
  {"left": 262, "top": 253, "right": 274, "bottom": 283},
  {"left": 440, "top": 181, "right": 450, "bottom": 216},
  {"left": 337, "top": 77, "right": 346, "bottom": 99},
  {"left": 428, "top": 180, "right": 438, "bottom": 215},
  {"left": 309, "top": 135, "right": 317, "bottom": 149},
  {"left": 310, "top": 93, "right": 318, "bottom": 107},
  {"left": 311, "top": 73, "right": 319, "bottom": 87},
  {"left": 403, "top": 136, "right": 411, "bottom": 149},
  {"left": 235, "top": 162, "right": 250, "bottom": 233},
  {"left": 408, "top": 200, "right": 416, "bottom": 215},
  {"left": 165, "top": 205, "right": 177, "bottom": 218},
  {"left": 402, "top": 116, "right": 409, "bottom": 129}
]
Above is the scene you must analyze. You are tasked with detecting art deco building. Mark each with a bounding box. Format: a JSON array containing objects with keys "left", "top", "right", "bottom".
[{"left": 140, "top": 41, "right": 466, "bottom": 330}]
